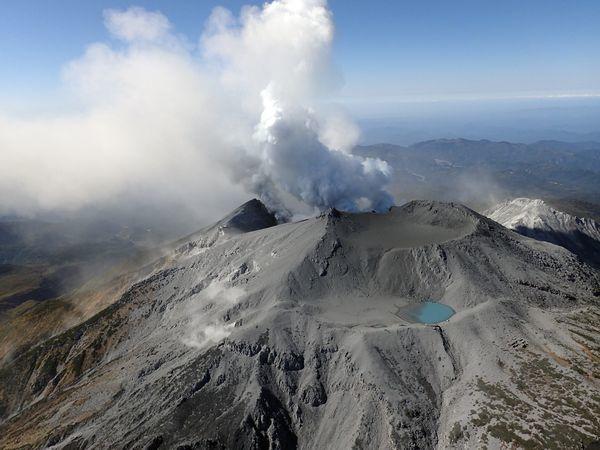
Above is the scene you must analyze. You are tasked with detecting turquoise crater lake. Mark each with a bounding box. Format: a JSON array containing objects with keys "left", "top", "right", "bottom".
[{"left": 395, "top": 301, "right": 456, "bottom": 324}]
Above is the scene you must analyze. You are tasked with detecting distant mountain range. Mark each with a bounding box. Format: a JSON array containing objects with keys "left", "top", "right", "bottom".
[
  {"left": 355, "top": 97, "right": 600, "bottom": 146},
  {"left": 354, "top": 139, "right": 600, "bottom": 209}
]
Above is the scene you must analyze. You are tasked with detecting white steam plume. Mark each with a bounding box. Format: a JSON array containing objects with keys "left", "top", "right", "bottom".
[
  {"left": 181, "top": 281, "right": 245, "bottom": 349},
  {"left": 249, "top": 87, "right": 393, "bottom": 212},
  {"left": 0, "top": 0, "right": 394, "bottom": 218}
]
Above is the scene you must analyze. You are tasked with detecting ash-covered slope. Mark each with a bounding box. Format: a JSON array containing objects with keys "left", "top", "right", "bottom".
[
  {"left": 486, "top": 197, "right": 600, "bottom": 268},
  {"left": 174, "top": 198, "right": 278, "bottom": 256},
  {"left": 1, "top": 200, "right": 599, "bottom": 449}
]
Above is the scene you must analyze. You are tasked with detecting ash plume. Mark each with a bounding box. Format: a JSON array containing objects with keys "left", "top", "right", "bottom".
[{"left": 0, "top": 0, "right": 394, "bottom": 220}]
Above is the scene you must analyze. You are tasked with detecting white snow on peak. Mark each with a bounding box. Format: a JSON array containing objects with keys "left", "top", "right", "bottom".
[{"left": 485, "top": 198, "right": 600, "bottom": 240}]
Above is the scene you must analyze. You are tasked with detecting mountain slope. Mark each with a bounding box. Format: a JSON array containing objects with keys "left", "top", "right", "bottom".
[
  {"left": 486, "top": 197, "right": 600, "bottom": 268},
  {"left": 0, "top": 200, "right": 275, "bottom": 364},
  {"left": 0, "top": 201, "right": 599, "bottom": 449}
]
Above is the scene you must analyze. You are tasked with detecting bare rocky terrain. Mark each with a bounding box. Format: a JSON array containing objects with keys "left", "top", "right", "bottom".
[
  {"left": 486, "top": 198, "right": 600, "bottom": 269},
  {"left": 0, "top": 199, "right": 599, "bottom": 449}
]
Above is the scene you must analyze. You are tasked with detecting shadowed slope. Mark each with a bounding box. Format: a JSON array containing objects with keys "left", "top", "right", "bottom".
[{"left": 486, "top": 198, "right": 600, "bottom": 268}]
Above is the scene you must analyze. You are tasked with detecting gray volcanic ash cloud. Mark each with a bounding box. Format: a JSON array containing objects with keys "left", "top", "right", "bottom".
[
  {"left": 243, "top": 88, "right": 394, "bottom": 216},
  {"left": 0, "top": 0, "right": 394, "bottom": 220}
]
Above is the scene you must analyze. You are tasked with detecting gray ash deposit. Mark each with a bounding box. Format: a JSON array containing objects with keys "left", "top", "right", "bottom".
[{"left": 1, "top": 199, "right": 599, "bottom": 449}]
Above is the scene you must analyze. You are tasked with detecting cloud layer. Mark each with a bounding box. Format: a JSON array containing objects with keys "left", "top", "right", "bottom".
[{"left": 0, "top": 0, "right": 394, "bottom": 219}]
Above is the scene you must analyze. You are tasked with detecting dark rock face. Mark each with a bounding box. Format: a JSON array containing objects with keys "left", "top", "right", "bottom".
[
  {"left": 145, "top": 435, "right": 164, "bottom": 450},
  {"left": 174, "top": 199, "right": 277, "bottom": 255},
  {"left": 236, "top": 388, "right": 298, "bottom": 450},
  {"left": 223, "top": 199, "right": 278, "bottom": 233},
  {"left": 300, "top": 382, "right": 327, "bottom": 407}
]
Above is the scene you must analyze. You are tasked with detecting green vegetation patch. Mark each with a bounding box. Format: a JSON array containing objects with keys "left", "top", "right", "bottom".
[{"left": 471, "top": 351, "right": 600, "bottom": 450}]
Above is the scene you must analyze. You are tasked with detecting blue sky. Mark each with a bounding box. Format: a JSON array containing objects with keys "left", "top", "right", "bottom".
[{"left": 1, "top": 0, "right": 599, "bottom": 108}]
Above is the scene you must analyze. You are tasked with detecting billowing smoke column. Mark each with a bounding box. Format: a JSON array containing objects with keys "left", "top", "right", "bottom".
[
  {"left": 203, "top": 0, "right": 394, "bottom": 214},
  {"left": 0, "top": 0, "right": 394, "bottom": 219},
  {"left": 250, "top": 87, "right": 393, "bottom": 213}
]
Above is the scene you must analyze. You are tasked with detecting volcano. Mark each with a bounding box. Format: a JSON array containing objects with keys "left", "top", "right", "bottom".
[{"left": 1, "top": 200, "right": 599, "bottom": 449}]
